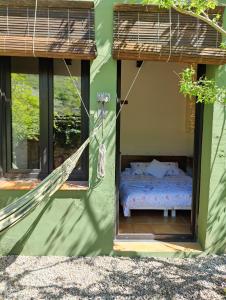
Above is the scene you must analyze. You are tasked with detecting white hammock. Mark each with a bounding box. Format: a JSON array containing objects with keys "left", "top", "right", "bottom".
[{"left": 0, "top": 136, "right": 91, "bottom": 232}]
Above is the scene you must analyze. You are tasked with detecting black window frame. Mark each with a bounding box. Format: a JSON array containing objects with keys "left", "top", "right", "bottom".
[{"left": 0, "top": 57, "right": 90, "bottom": 182}]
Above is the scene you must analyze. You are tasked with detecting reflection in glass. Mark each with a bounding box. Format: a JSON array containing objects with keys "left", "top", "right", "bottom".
[
  {"left": 53, "top": 60, "right": 81, "bottom": 170},
  {"left": 11, "top": 58, "right": 40, "bottom": 170}
]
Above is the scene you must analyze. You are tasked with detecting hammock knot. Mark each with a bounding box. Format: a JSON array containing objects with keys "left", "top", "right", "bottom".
[{"left": 97, "top": 144, "right": 106, "bottom": 179}]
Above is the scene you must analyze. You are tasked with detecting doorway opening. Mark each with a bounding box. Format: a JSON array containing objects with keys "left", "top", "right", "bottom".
[{"left": 115, "top": 60, "right": 205, "bottom": 241}]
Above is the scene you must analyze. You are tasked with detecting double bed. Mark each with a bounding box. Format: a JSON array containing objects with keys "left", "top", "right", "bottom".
[{"left": 119, "top": 155, "right": 193, "bottom": 218}]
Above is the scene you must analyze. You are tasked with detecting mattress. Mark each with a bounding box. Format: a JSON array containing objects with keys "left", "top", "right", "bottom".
[{"left": 120, "top": 174, "right": 192, "bottom": 217}]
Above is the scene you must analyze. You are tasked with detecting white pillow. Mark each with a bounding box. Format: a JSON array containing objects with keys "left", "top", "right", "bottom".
[
  {"left": 130, "top": 162, "right": 150, "bottom": 175},
  {"left": 145, "top": 159, "right": 170, "bottom": 178},
  {"left": 161, "top": 162, "right": 181, "bottom": 176}
]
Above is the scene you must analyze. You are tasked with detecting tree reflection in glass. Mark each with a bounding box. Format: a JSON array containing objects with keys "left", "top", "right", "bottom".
[
  {"left": 53, "top": 60, "right": 81, "bottom": 171},
  {"left": 11, "top": 58, "right": 40, "bottom": 170}
]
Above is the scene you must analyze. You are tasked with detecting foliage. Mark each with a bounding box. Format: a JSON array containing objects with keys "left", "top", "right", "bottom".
[
  {"left": 141, "top": 0, "right": 226, "bottom": 104},
  {"left": 147, "top": 0, "right": 217, "bottom": 12},
  {"left": 54, "top": 76, "right": 81, "bottom": 148},
  {"left": 12, "top": 73, "right": 39, "bottom": 144},
  {"left": 54, "top": 115, "right": 81, "bottom": 148},
  {"left": 180, "top": 67, "right": 226, "bottom": 103},
  {"left": 54, "top": 76, "right": 81, "bottom": 116},
  {"left": 12, "top": 73, "right": 81, "bottom": 146}
]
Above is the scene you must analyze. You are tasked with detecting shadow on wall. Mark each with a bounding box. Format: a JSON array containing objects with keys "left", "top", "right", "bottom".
[
  {"left": 0, "top": 105, "right": 116, "bottom": 257},
  {"left": 90, "top": 0, "right": 115, "bottom": 84},
  {"left": 205, "top": 65, "right": 226, "bottom": 254},
  {"left": 0, "top": 191, "right": 26, "bottom": 210},
  {"left": 0, "top": 114, "right": 116, "bottom": 257},
  {"left": 206, "top": 105, "right": 226, "bottom": 254},
  {"left": 206, "top": 171, "right": 226, "bottom": 254},
  {"left": 0, "top": 0, "right": 117, "bottom": 257}
]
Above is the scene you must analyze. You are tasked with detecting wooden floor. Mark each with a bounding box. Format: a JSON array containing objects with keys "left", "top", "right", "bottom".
[{"left": 118, "top": 209, "right": 192, "bottom": 235}]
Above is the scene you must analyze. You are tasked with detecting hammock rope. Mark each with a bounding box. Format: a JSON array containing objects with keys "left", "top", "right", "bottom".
[
  {"left": 32, "top": 0, "right": 38, "bottom": 56},
  {"left": 116, "top": 62, "right": 144, "bottom": 120},
  {"left": 63, "top": 60, "right": 91, "bottom": 121},
  {"left": 0, "top": 132, "right": 95, "bottom": 232},
  {"left": 167, "top": 8, "right": 172, "bottom": 63},
  {"left": 0, "top": 59, "right": 143, "bottom": 232},
  {"left": 0, "top": 0, "right": 144, "bottom": 232}
]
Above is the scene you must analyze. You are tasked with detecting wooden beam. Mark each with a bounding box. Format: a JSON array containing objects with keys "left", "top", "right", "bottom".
[
  {"left": 113, "top": 50, "right": 226, "bottom": 65},
  {"left": 113, "top": 43, "right": 226, "bottom": 65},
  {"left": 0, "top": 50, "right": 97, "bottom": 60},
  {"left": 0, "top": 0, "right": 94, "bottom": 9}
]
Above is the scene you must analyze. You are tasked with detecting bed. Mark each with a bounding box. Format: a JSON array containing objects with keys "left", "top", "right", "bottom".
[{"left": 119, "top": 155, "right": 193, "bottom": 218}]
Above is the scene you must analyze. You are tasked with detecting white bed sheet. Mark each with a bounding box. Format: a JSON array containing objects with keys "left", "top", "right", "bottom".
[{"left": 120, "top": 174, "right": 192, "bottom": 217}]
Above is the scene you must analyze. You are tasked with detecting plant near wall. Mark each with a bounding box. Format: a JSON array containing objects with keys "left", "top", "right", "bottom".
[
  {"left": 140, "top": 0, "right": 226, "bottom": 104},
  {"left": 180, "top": 66, "right": 226, "bottom": 103}
]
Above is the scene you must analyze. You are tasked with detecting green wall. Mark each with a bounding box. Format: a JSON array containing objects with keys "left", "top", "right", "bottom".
[
  {"left": 198, "top": 67, "right": 226, "bottom": 254},
  {"left": 0, "top": 0, "right": 226, "bottom": 256},
  {"left": 198, "top": 3, "right": 226, "bottom": 254},
  {"left": 0, "top": 0, "right": 120, "bottom": 256}
]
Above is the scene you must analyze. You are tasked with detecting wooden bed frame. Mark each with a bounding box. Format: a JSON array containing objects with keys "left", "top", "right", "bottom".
[
  {"left": 120, "top": 155, "right": 191, "bottom": 218},
  {"left": 121, "top": 155, "right": 188, "bottom": 172}
]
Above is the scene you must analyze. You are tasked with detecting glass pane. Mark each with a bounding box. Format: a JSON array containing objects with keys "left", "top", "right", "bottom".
[
  {"left": 11, "top": 58, "right": 40, "bottom": 170},
  {"left": 53, "top": 60, "right": 81, "bottom": 170}
]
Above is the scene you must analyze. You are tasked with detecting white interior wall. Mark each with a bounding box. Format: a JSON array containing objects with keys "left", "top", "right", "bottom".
[{"left": 120, "top": 61, "right": 194, "bottom": 156}]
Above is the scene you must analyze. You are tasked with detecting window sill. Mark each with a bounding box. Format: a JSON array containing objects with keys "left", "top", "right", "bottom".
[{"left": 0, "top": 180, "right": 89, "bottom": 191}]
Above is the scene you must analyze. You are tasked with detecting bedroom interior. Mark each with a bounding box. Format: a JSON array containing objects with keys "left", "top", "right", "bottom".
[{"left": 117, "top": 60, "right": 197, "bottom": 239}]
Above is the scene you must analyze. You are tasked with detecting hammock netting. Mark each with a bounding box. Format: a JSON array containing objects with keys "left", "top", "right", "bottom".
[{"left": 0, "top": 136, "right": 91, "bottom": 232}]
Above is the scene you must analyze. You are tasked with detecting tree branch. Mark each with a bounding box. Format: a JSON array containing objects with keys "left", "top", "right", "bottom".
[{"left": 172, "top": 5, "right": 226, "bottom": 37}]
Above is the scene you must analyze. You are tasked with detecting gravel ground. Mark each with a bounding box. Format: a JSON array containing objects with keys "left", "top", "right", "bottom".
[{"left": 0, "top": 255, "right": 225, "bottom": 300}]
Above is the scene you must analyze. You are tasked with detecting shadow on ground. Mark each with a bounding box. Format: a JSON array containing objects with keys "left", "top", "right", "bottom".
[{"left": 0, "top": 255, "right": 225, "bottom": 299}]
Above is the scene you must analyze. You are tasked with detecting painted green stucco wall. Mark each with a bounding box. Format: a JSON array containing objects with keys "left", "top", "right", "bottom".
[
  {"left": 0, "top": 0, "right": 226, "bottom": 256},
  {"left": 198, "top": 2, "right": 226, "bottom": 254},
  {"left": 198, "top": 74, "right": 226, "bottom": 254},
  {"left": 0, "top": 0, "right": 121, "bottom": 256}
]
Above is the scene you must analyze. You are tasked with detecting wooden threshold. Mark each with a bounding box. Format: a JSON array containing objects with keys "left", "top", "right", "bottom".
[
  {"left": 116, "top": 234, "right": 194, "bottom": 243},
  {"left": 113, "top": 240, "right": 202, "bottom": 254}
]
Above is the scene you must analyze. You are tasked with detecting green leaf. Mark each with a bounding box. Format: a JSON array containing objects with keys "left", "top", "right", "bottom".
[{"left": 179, "top": 66, "right": 226, "bottom": 104}]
